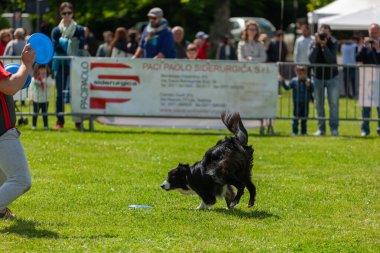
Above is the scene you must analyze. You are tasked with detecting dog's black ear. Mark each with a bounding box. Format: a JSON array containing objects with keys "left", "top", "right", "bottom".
[{"left": 178, "top": 163, "right": 190, "bottom": 172}]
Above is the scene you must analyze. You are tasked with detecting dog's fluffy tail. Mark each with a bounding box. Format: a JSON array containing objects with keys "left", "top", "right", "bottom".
[{"left": 221, "top": 112, "right": 248, "bottom": 145}]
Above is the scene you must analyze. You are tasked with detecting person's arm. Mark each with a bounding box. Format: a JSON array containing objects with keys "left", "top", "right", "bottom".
[
  {"left": 3, "top": 41, "right": 13, "bottom": 56},
  {"left": 51, "top": 27, "right": 65, "bottom": 54},
  {"left": 256, "top": 42, "right": 267, "bottom": 63},
  {"left": 77, "top": 26, "right": 85, "bottom": 50},
  {"left": 47, "top": 76, "right": 55, "bottom": 87},
  {"left": 356, "top": 45, "right": 367, "bottom": 63},
  {"left": 320, "top": 39, "right": 338, "bottom": 64},
  {"left": 237, "top": 41, "right": 245, "bottom": 61},
  {"left": 0, "top": 44, "right": 35, "bottom": 96},
  {"left": 96, "top": 45, "right": 105, "bottom": 57},
  {"left": 154, "top": 52, "right": 165, "bottom": 59},
  {"left": 156, "top": 29, "right": 174, "bottom": 58},
  {"left": 308, "top": 41, "right": 319, "bottom": 63},
  {"left": 278, "top": 75, "right": 290, "bottom": 90},
  {"left": 27, "top": 77, "right": 34, "bottom": 102},
  {"left": 132, "top": 47, "right": 143, "bottom": 59},
  {"left": 293, "top": 40, "right": 299, "bottom": 63},
  {"left": 132, "top": 32, "right": 146, "bottom": 59}
]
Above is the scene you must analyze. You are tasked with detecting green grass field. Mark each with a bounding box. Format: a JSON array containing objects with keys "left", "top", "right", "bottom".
[
  {"left": 0, "top": 114, "right": 379, "bottom": 252},
  {"left": 3, "top": 89, "right": 380, "bottom": 252}
]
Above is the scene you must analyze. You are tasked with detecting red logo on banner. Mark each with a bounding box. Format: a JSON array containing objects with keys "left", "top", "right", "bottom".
[{"left": 89, "top": 62, "right": 140, "bottom": 109}]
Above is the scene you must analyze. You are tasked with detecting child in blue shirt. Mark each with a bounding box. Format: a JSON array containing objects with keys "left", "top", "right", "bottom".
[{"left": 279, "top": 65, "right": 313, "bottom": 136}]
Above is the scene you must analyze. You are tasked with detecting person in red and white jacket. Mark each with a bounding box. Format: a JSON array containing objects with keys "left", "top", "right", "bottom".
[
  {"left": 0, "top": 44, "right": 35, "bottom": 220},
  {"left": 194, "top": 31, "right": 209, "bottom": 60}
]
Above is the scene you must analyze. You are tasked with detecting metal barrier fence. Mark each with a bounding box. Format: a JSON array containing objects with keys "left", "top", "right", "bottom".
[
  {"left": 1, "top": 56, "right": 379, "bottom": 132},
  {"left": 277, "top": 62, "right": 380, "bottom": 122}
]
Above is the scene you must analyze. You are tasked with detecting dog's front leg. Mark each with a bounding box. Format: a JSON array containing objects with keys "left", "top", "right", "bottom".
[
  {"left": 229, "top": 181, "right": 245, "bottom": 208},
  {"left": 195, "top": 195, "right": 216, "bottom": 210},
  {"left": 195, "top": 202, "right": 212, "bottom": 210},
  {"left": 224, "top": 185, "right": 236, "bottom": 209}
]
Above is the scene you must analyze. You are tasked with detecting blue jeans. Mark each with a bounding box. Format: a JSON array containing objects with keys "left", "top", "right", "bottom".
[
  {"left": 55, "top": 64, "right": 70, "bottom": 125},
  {"left": 313, "top": 76, "right": 340, "bottom": 133},
  {"left": 343, "top": 66, "right": 356, "bottom": 97},
  {"left": 293, "top": 101, "right": 309, "bottom": 135},
  {"left": 361, "top": 107, "right": 380, "bottom": 134}
]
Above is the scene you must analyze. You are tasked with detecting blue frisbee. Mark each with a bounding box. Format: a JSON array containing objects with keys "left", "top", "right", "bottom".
[
  {"left": 4, "top": 63, "right": 31, "bottom": 89},
  {"left": 27, "top": 33, "right": 54, "bottom": 64},
  {"left": 128, "top": 204, "right": 152, "bottom": 209}
]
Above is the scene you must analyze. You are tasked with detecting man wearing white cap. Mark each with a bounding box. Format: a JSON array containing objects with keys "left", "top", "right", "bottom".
[{"left": 132, "top": 7, "right": 176, "bottom": 59}]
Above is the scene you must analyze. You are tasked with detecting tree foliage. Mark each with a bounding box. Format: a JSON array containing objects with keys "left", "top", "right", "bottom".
[
  {"left": 306, "top": 0, "right": 335, "bottom": 11},
  {"left": 0, "top": 0, "right": 329, "bottom": 40}
]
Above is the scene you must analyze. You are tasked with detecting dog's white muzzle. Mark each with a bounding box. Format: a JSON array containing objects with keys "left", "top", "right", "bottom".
[{"left": 160, "top": 180, "right": 171, "bottom": 190}]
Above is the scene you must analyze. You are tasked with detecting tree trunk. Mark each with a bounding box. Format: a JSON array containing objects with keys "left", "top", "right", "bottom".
[{"left": 209, "top": 0, "right": 230, "bottom": 58}]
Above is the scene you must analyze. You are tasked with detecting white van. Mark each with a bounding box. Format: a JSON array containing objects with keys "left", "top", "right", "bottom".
[
  {"left": 1, "top": 13, "right": 33, "bottom": 34},
  {"left": 229, "top": 17, "right": 276, "bottom": 41}
]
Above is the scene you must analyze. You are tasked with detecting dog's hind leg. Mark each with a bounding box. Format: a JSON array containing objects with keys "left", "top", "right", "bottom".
[
  {"left": 244, "top": 180, "right": 256, "bottom": 208},
  {"left": 224, "top": 185, "right": 236, "bottom": 209}
]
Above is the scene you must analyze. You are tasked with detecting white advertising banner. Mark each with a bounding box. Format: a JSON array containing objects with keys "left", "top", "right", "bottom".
[
  {"left": 70, "top": 58, "right": 278, "bottom": 118},
  {"left": 359, "top": 67, "right": 380, "bottom": 107}
]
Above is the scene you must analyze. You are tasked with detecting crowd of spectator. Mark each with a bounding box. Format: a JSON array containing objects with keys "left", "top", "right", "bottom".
[{"left": 1, "top": 3, "right": 380, "bottom": 136}]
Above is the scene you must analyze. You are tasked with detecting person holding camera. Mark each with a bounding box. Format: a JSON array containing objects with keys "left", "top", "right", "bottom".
[
  {"left": 308, "top": 24, "right": 339, "bottom": 136},
  {"left": 356, "top": 23, "right": 380, "bottom": 137}
]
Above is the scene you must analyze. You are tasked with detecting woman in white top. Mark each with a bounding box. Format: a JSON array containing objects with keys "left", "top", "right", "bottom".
[
  {"left": 110, "top": 27, "right": 130, "bottom": 57},
  {"left": 237, "top": 20, "right": 267, "bottom": 62}
]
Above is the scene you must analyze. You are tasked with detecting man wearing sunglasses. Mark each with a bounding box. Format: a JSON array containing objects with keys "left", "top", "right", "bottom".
[{"left": 132, "top": 7, "right": 176, "bottom": 59}]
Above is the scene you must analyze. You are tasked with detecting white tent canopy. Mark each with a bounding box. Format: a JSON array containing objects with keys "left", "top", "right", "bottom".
[
  {"left": 307, "top": 0, "right": 377, "bottom": 24},
  {"left": 318, "top": 5, "right": 380, "bottom": 30}
]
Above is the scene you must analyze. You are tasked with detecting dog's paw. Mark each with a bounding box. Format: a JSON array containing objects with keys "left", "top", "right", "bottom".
[
  {"left": 247, "top": 201, "right": 255, "bottom": 208},
  {"left": 230, "top": 200, "right": 239, "bottom": 208},
  {"left": 195, "top": 202, "right": 211, "bottom": 210},
  {"left": 226, "top": 204, "right": 235, "bottom": 210}
]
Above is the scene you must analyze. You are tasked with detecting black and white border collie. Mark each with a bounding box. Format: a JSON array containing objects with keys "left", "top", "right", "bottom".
[{"left": 160, "top": 112, "right": 256, "bottom": 209}]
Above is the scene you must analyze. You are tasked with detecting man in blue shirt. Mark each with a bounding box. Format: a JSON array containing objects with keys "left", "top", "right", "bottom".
[
  {"left": 132, "top": 7, "right": 176, "bottom": 59},
  {"left": 341, "top": 36, "right": 358, "bottom": 98}
]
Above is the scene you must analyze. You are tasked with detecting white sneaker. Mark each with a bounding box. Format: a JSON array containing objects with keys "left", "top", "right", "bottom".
[
  {"left": 331, "top": 130, "right": 339, "bottom": 136},
  {"left": 44, "top": 127, "right": 49, "bottom": 130},
  {"left": 32, "top": 126, "right": 36, "bottom": 130},
  {"left": 313, "top": 130, "right": 325, "bottom": 136},
  {"left": 361, "top": 131, "right": 369, "bottom": 137}
]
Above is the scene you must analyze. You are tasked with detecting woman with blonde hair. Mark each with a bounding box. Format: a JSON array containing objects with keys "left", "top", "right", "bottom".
[
  {"left": 237, "top": 20, "right": 267, "bottom": 62},
  {"left": 0, "top": 29, "right": 12, "bottom": 56}
]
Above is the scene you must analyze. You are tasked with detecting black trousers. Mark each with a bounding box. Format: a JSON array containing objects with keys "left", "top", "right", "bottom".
[{"left": 32, "top": 102, "right": 49, "bottom": 127}]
